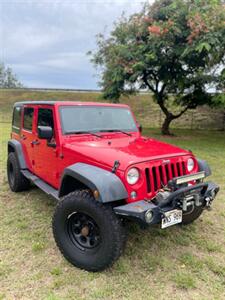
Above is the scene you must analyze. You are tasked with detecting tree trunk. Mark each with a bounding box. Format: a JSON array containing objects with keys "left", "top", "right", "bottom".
[
  {"left": 155, "top": 93, "right": 189, "bottom": 135},
  {"left": 161, "top": 114, "right": 174, "bottom": 135},
  {"left": 222, "top": 111, "right": 225, "bottom": 131}
]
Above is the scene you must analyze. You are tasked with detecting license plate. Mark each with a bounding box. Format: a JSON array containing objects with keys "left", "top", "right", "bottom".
[{"left": 161, "top": 209, "right": 182, "bottom": 229}]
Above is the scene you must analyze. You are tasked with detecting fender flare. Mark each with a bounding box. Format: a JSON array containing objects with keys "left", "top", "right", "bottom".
[
  {"left": 8, "top": 140, "right": 27, "bottom": 169},
  {"left": 197, "top": 159, "right": 211, "bottom": 177},
  {"left": 59, "top": 163, "right": 128, "bottom": 203}
]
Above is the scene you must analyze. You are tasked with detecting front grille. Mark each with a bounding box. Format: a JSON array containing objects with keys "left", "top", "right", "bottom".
[{"left": 145, "top": 161, "right": 186, "bottom": 193}]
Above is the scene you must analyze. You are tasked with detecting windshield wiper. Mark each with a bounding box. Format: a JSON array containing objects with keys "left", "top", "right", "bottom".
[
  {"left": 99, "top": 129, "right": 132, "bottom": 136},
  {"left": 65, "top": 131, "right": 102, "bottom": 138}
]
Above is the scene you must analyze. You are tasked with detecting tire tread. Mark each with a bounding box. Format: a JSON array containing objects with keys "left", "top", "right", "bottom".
[
  {"left": 52, "top": 190, "right": 126, "bottom": 271},
  {"left": 7, "top": 152, "right": 30, "bottom": 192}
]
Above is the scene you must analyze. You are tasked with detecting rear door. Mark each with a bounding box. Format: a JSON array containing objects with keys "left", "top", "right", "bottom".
[{"left": 20, "top": 105, "right": 36, "bottom": 172}]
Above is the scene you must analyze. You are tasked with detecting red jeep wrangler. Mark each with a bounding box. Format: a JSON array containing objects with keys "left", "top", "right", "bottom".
[{"left": 7, "top": 101, "right": 219, "bottom": 271}]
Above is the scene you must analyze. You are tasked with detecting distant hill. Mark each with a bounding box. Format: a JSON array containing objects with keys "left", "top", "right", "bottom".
[{"left": 0, "top": 89, "right": 224, "bottom": 130}]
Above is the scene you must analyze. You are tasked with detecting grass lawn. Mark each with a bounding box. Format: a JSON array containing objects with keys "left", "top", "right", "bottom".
[{"left": 0, "top": 93, "right": 224, "bottom": 299}]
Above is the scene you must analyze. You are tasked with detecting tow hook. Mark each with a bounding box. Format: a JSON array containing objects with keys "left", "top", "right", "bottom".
[
  {"left": 205, "top": 194, "right": 215, "bottom": 210},
  {"left": 204, "top": 185, "right": 219, "bottom": 210},
  {"left": 205, "top": 196, "right": 213, "bottom": 210}
]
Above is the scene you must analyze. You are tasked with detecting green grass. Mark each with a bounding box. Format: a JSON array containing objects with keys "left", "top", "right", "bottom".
[
  {"left": 173, "top": 272, "right": 197, "bottom": 289},
  {"left": 0, "top": 91, "right": 225, "bottom": 299}
]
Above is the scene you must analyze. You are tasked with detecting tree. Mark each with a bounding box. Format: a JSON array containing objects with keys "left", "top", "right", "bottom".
[
  {"left": 0, "top": 63, "right": 23, "bottom": 88},
  {"left": 209, "top": 62, "right": 225, "bottom": 129},
  {"left": 90, "top": 0, "right": 225, "bottom": 135}
]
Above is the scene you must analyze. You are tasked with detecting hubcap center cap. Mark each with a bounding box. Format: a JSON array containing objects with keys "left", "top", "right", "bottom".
[{"left": 81, "top": 225, "right": 89, "bottom": 237}]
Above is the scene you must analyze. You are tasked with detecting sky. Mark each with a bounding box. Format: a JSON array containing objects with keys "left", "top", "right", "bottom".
[{"left": 0, "top": 0, "right": 148, "bottom": 89}]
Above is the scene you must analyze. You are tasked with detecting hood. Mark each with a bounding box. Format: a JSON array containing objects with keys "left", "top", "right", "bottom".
[{"left": 63, "top": 135, "right": 190, "bottom": 171}]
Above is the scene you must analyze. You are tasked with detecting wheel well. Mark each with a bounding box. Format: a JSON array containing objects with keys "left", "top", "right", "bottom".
[
  {"left": 59, "top": 176, "right": 89, "bottom": 198},
  {"left": 8, "top": 144, "right": 15, "bottom": 154}
]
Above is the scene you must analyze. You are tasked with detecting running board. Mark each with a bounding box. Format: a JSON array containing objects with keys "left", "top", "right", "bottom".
[{"left": 21, "top": 170, "right": 59, "bottom": 200}]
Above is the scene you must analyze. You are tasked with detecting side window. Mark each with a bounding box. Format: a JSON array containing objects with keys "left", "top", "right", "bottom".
[
  {"left": 12, "top": 106, "right": 21, "bottom": 133},
  {"left": 23, "top": 107, "right": 34, "bottom": 131},
  {"left": 37, "top": 108, "right": 54, "bottom": 129}
]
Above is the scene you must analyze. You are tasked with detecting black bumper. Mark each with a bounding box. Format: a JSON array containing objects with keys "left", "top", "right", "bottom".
[{"left": 114, "top": 181, "right": 219, "bottom": 225}]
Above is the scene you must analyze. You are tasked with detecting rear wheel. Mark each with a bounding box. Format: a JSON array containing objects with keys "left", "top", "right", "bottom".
[
  {"left": 52, "top": 190, "right": 127, "bottom": 272},
  {"left": 7, "top": 152, "right": 30, "bottom": 192},
  {"left": 181, "top": 205, "right": 203, "bottom": 225}
]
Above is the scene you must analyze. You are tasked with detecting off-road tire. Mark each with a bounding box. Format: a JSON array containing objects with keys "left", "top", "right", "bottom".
[
  {"left": 52, "top": 190, "right": 127, "bottom": 272},
  {"left": 7, "top": 152, "right": 30, "bottom": 192},
  {"left": 181, "top": 206, "right": 203, "bottom": 225}
]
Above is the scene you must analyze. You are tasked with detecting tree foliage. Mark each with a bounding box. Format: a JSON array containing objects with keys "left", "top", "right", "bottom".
[
  {"left": 90, "top": 0, "right": 225, "bottom": 134},
  {"left": 0, "top": 63, "right": 23, "bottom": 89}
]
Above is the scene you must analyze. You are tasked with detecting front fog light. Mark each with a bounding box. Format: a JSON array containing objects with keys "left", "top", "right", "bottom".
[
  {"left": 130, "top": 191, "right": 137, "bottom": 199},
  {"left": 145, "top": 210, "right": 153, "bottom": 224}
]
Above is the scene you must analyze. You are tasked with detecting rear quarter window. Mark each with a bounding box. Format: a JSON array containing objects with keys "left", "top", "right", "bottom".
[
  {"left": 23, "top": 107, "right": 34, "bottom": 131},
  {"left": 12, "top": 106, "right": 22, "bottom": 134}
]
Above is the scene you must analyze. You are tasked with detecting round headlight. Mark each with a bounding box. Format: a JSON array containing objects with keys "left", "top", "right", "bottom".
[
  {"left": 187, "top": 158, "right": 195, "bottom": 172},
  {"left": 127, "top": 168, "right": 140, "bottom": 185}
]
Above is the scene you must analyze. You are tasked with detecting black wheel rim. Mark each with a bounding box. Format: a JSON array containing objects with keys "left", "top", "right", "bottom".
[
  {"left": 8, "top": 162, "right": 15, "bottom": 185},
  {"left": 67, "top": 212, "right": 101, "bottom": 250}
]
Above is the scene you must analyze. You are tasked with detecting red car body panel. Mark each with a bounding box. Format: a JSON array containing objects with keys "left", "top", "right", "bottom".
[{"left": 12, "top": 101, "right": 199, "bottom": 203}]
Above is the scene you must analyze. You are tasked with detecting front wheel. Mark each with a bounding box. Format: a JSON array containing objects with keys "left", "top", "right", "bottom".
[{"left": 52, "top": 190, "right": 127, "bottom": 272}]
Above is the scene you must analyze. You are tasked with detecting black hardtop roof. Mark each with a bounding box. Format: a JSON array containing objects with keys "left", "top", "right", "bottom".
[
  {"left": 13, "top": 101, "right": 129, "bottom": 108},
  {"left": 14, "top": 101, "right": 58, "bottom": 106}
]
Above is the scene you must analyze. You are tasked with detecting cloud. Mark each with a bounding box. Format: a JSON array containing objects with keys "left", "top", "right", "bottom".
[
  {"left": 3, "top": 24, "right": 62, "bottom": 59},
  {"left": 1, "top": 0, "right": 146, "bottom": 88},
  {"left": 39, "top": 52, "right": 89, "bottom": 71}
]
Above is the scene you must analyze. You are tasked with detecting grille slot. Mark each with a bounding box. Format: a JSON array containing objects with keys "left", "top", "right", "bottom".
[
  {"left": 145, "top": 161, "right": 186, "bottom": 193},
  {"left": 165, "top": 164, "right": 170, "bottom": 180},
  {"left": 152, "top": 167, "right": 158, "bottom": 191},
  {"left": 177, "top": 162, "right": 181, "bottom": 176},
  {"left": 145, "top": 168, "right": 151, "bottom": 193},
  {"left": 159, "top": 165, "right": 164, "bottom": 184}
]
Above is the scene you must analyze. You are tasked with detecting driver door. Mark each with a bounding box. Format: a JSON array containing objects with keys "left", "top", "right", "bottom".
[{"left": 33, "top": 106, "right": 59, "bottom": 188}]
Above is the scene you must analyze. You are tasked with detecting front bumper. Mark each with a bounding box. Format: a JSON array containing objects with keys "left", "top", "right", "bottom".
[{"left": 114, "top": 181, "right": 219, "bottom": 226}]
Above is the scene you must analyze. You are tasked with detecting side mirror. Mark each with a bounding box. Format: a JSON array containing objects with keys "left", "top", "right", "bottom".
[
  {"left": 38, "top": 126, "right": 53, "bottom": 140},
  {"left": 137, "top": 123, "right": 142, "bottom": 133}
]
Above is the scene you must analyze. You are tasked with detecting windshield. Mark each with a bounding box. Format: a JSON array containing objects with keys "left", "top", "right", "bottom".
[{"left": 60, "top": 106, "right": 138, "bottom": 134}]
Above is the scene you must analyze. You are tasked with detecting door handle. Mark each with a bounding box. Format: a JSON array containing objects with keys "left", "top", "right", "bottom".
[{"left": 31, "top": 140, "right": 40, "bottom": 145}]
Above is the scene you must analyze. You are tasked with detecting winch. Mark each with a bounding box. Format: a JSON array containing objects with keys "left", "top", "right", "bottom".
[{"left": 154, "top": 179, "right": 219, "bottom": 212}]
